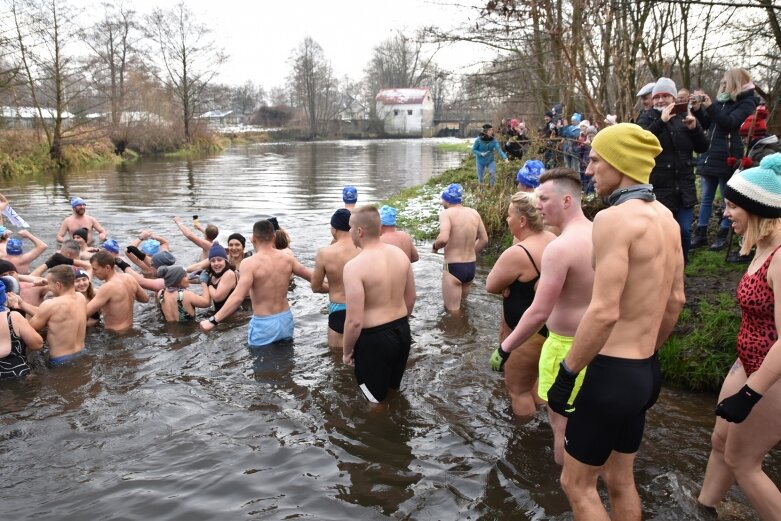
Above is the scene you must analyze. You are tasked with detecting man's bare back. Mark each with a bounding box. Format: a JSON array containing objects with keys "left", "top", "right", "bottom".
[
  {"left": 589, "top": 199, "right": 684, "bottom": 359},
  {"left": 436, "top": 206, "right": 487, "bottom": 263},
  {"left": 312, "top": 237, "right": 359, "bottom": 305},
  {"left": 380, "top": 229, "right": 418, "bottom": 262},
  {"left": 242, "top": 247, "right": 305, "bottom": 316},
  {"left": 87, "top": 271, "right": 147, "bottom": 332},
  {"left": 344, "top": 242, "right": 413, "bottom": 329},
  {"left": 544, "top": 219, "right": 595, "bottom": 336},
  {"left": 31, "top": 291, "right": 86, "bottom": 358}
]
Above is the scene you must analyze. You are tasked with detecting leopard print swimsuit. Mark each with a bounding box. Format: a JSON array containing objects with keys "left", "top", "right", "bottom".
[{"left": 736, "top": 244, "right": 781, "bottom": 375}]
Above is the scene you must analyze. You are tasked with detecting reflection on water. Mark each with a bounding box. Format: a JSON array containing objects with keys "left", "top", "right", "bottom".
[{"left": 0, "top": 138, "right": 777, "bottom": 520}]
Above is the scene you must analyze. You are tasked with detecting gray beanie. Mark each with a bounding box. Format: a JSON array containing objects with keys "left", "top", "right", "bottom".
[
  {"left": 651, "top": 77, "right": 677, "bottom": 98},
  {"left": 151, "top": 251, "right": 176, "bottom": 269},
  {"left": 158, "top": 265, "right": 186, "bottom": 288}
]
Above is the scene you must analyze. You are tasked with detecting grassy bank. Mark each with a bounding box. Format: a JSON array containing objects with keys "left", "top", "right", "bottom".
[{"left": 382, "top": 155, "right": 742, "bottom": 393}]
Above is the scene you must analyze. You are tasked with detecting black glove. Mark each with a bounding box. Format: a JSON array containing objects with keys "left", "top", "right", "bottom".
[
  {"left": 715, "top": 384, "right": 762, "bottom": 423},
  {"left": 126, "top": 245, "right": 146, "bottom": 261},
  {"left": 115, "top": 258, "right": 131, "bottom": 271},
  {"left": 45, "top": 252, "right": 73, "bottom": 269},
  {"left": 547, "top": 361, "right": 578, "bottom": 417}
]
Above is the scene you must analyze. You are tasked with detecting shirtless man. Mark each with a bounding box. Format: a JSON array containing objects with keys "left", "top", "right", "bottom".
[
  {"left": 342, "top": 205, "right": 416, "bottom": 403},
  {"left": 379, "top": 205, "right": 419, "bottom": 263},
  {"left": 15, "top": 265, "right": 87, "bottom": 365},
  {"left": 174, "top": 216, "right": 217, "bottom": 260},
  {"left": 199, "top": 219, "right": 311, "bottom": 347},
  {"left": 492, "top": 168, "right": 595, "bottom": 465},
  {"left": 86, "top": 251, "right": 149, "bottom": 332},
  {"left": 56, "top": 197, "right": 107, "bottom": 245},
  {"left": 2, "top": 229, "right": 48, "bottom": 274},
  {"left": 432, "top": 183, "right": 488, "bottom": 311},
  {"left": 311, "top": 209, "right": 360, "bottom": 348},
  {"left": 549, "top": 124, "right": 684, "bottom": 521}
]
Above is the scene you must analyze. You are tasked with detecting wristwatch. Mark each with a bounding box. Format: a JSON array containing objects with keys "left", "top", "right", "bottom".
[{"left": 208, "top": 316, "right": 219, "bottom": 326}]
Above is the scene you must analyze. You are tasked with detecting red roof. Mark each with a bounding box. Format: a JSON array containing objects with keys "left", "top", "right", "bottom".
[{"left": 375, "top": 88, "right": 430, "bottom": 105}]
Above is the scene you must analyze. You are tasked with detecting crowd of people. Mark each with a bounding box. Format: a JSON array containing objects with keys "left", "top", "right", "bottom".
[{"left": 2, "top": 66, "right": 781, "bottom": 519}]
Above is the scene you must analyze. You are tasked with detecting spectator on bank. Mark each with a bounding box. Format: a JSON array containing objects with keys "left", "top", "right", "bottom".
[
  {"left": 636, "top": 82, "right": 656, "bottom": 117},
  {"left": 539, "top": 111, "right": 558, "bottom": 169},
  {"left": 691, "top": 68, "right": 758, "bottom": 251},
  {"left": 638, "top": 77, "right": 708, "bottom": 264},
  {"left": 561, "top": 114, "right": 583, "bottom": 172},
  {"left": 472, "top": 124, "right": 508, "bottom": 187}
]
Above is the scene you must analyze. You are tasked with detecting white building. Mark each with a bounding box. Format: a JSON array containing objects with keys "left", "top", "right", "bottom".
[{"left": 375, "top": 88, "right": 434, "bottom": 137}]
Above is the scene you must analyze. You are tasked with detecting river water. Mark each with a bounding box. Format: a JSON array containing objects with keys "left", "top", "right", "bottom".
[{"left": 0, "top": 138, "right": 777, "bottom": 520}]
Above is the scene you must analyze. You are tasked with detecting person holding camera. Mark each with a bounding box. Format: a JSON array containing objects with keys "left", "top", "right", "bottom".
[
  {"left": 638, "top": 77, "right": 708, "bottom": 264},
  {"left": 691, "top": 68, "right": 758, "bottom": 251}
]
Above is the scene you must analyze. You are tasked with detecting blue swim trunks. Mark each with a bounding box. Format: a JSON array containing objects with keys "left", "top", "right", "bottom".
[
  {"left": 328, "top": 302, "right": 346, "bottom": 314},
  {"left": 49, "top": 349, "right": 88, "bottom": 366},
  {"left": 248, "top": 309, "right": 294, "bottom": 347},
  {"left": 328, "top": 302, "right": 347, "bottom": 334}
]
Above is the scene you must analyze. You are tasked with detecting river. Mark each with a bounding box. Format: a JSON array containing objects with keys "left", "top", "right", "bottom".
[{"left": 0, "top": 138, "right": 776, "bottom": 520}]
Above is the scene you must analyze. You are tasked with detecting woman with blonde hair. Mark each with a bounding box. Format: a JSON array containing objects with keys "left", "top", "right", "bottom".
[
  {"left": 698, "top": 153, "right": 781, "bottom": 518},
  {"left": 486, "top": 191, "right": 555, "bottom": 417},
  {"left": 692, "top": 68, "right": 758, "bottom": 252}
]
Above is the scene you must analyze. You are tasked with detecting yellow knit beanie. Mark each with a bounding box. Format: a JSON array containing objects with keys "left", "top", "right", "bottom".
[{"left": 590, "top": 123, "right": 662, "bottom": 184}]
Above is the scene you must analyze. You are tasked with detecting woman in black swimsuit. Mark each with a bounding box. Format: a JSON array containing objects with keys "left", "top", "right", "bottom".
[
  {"left": 486, "top": 192, "right": 556, "bottom": 417},
  {"left": 0, "top": 279, "right": 44, "bottom": 379}
]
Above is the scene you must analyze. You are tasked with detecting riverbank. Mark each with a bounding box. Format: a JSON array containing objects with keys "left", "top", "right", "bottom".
[
  {"left": 0, "top": 127, "right": 226, "bottom": 176},
  {"left": 382, "top": 154, "right": 743, "bottom": 393}
]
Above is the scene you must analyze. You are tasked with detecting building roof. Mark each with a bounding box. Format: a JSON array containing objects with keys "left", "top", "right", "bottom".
[
  {"left": 199, "top": 109, "right": 234, "bottom": 119},
  {"left": 1, "top": 106, "right": 74, "bottom": 119},
  {"left": 375, "top": 88, "right": 430, "bottom": 105}
]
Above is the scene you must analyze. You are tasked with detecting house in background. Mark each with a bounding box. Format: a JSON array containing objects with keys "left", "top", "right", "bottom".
[
  {"left": 0, "top": 106, "right": 74, "bottom": 129},
  {"left": 198, "top": 109, "right": 249, "bottom": 129},
  {"left": 375, "top": 88, "right": 434, "bottom": 137}
]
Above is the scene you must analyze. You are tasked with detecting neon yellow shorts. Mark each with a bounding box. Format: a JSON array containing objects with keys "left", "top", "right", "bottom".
[{"left": 537, "top": 331, "right": 587, "bottom": 403}]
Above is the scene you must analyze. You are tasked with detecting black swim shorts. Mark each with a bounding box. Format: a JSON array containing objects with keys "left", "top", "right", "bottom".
[
  {"left": 328, "top": 309, "right": 346, "bottom": 334},
  {"left": 353, "top": 316, "right": 411, "bottom": 403},
  {"left": 564, "top": 352, "right": 661, "bottom": 467}
]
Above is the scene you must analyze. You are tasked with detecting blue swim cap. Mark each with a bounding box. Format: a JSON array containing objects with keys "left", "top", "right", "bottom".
[
  {"left": 0, "top": 279, "right": 6, "bottom": 307},
  {"left": 379, "top": 205, "right": 397, "bottom": 226},
  {"left": 342, "top": 186, "right": 358, "bottom": 204},
  {"left": 73, "top": 268, "right": 89, "bottom": 279},
  {"left": 516, "top": 160, "right": 545, "bottom": 189},
  {"left": 6, "top": 239, "right": 22, "bottom": 256},
  {"left": 0, "top": 226, "right": 7, "bottom": 236},
  {"left": 140, "top": 239, "right": 161, "bottom": 256},
  {"left": 102, "top": 239, "right": 119, "bottom": 254},
  {"left": 571, "top": 113, "right": 582, "bottom": 124},
  {"left": 441, "top": 183, "right": 463, "bottom": 205},
  {"left": 70, "top": 197, "right": 86, "bottom": 208}
]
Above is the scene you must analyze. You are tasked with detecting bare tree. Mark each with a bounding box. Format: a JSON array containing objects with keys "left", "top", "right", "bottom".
[
  {"left": 145, "top": 2, "right": 227, "bottom": 143},
  {"left": 81, "top": 1, "right": 138, "bottom": 128},
  {"left": 287, "top": 37, "right": 341, "bottom": 138},
  {"left": 7, "top": 0, "right": 84, "bottom": 161}
]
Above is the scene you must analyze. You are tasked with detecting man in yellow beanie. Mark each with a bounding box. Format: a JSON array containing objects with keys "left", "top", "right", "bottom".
[{"left": 547, "top": 123, "right": 686, "bottom": 520}]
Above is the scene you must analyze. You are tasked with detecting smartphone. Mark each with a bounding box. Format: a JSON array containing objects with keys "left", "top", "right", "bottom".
[{"left": 670, "top": 102, "right": 689, "bottom": 115}]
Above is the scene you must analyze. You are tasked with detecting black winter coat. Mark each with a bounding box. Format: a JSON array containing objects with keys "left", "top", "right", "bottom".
[
  {"left": 637, "top": 109, "right": 709, "bottom": 210},
  {"left": 697, "top": 89, "right": 758, "bottom": 178}
]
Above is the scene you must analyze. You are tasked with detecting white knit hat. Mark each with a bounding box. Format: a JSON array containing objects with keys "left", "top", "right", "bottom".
[{"left": 651, "top": 77, "right": 677, "bottom": 98}]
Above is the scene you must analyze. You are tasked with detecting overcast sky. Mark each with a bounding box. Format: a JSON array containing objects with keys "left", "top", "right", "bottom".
[{"left": 127, "top": 0, "right": 489, "bottom": 90}]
